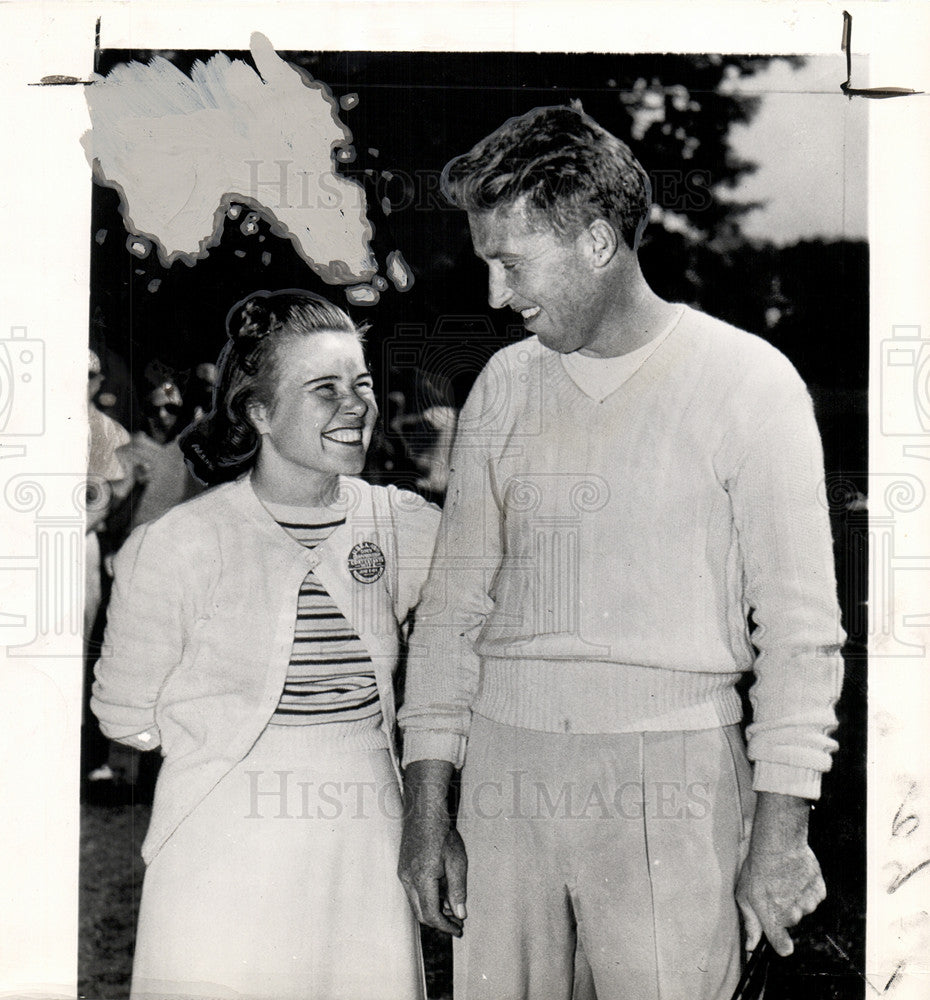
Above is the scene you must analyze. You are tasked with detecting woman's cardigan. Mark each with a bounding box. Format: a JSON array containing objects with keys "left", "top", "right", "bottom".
[{"left": 92, "top": 474, "right": 440, "bottom": 862}]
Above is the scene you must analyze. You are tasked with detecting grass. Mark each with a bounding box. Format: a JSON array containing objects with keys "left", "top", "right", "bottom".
[{"left": 78, "top": 796, "right": 149, "bottom": 999}]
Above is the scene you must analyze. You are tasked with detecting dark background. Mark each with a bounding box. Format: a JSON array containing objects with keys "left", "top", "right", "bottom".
[{"left": 82, "top": 49, "right": 867, "bottom": 1000}]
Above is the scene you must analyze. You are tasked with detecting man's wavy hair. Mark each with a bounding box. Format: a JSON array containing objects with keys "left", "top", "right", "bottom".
[
  {"left": 179, "top": 289, "right": 366, "bottom": 486},
  {"left": 441, "top": 104, "right": 652, "bottom": 250}
]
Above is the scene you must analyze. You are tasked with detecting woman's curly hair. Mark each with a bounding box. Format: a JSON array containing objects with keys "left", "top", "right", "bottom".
[{"left": 179, "top": 290, "right": 365, "bottom": 486}]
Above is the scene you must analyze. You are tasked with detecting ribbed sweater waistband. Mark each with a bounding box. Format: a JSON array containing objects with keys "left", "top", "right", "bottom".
[{"left": 473, "top": 658, "right": 743, "bottom": 735}]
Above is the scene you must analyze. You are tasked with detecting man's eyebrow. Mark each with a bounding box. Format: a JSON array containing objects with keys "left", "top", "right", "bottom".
[{"left": 477, "top": 247, "right": 517, "bottom": 261}]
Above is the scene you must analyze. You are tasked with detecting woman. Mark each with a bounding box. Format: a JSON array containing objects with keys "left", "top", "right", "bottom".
[{"left": 92, "top": 290, "right": 439, "bottom": 1000}]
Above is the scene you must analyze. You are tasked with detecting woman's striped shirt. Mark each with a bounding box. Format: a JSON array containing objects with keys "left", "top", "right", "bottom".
[{"left": 266, "top": 509, "right": 382, "bottom": 731}]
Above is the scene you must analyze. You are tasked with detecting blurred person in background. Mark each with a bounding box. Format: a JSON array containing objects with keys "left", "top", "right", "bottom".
[
  {"left": 185, "top": 360, "right": 219, "bottom": 425},
  {"left": 86, "top": 349, "right": 133, "bottom": 636},
  {"left": 388, "top": 388, "right": 458, "bottom": 501},
  {"left": 129, "top": 363, "right": 203, "bottom": 529},
  {"left": 84, "top": 349, "right": 135, "bottom": 784}
]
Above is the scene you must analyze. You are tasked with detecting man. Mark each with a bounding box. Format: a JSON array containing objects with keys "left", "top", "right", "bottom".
[{"left": 398, "top": 105, "right": 844, "bottom": 1000}]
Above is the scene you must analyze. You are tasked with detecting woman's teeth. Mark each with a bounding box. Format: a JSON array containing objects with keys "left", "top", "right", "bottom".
[{"left": 322, "top": 428, "right": 363, "bottom": 445}]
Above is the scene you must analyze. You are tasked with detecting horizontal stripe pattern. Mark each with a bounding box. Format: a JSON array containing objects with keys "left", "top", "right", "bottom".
[{"left": 268, "top": 515, "right": 381, "bottom": 729}]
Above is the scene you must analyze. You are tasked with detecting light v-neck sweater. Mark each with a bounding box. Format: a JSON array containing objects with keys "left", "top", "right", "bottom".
[{"left": 400, "top": 306, "right": 844, "bottom": 799}]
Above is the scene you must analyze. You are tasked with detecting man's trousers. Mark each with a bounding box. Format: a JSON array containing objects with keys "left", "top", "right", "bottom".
[{"left": 453, "top": 715, "right": 755, "bottom": 1000}]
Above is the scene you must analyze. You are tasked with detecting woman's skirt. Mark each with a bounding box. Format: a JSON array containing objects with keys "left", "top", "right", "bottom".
[{"left": 130, "top": 725, "right": 426, "bottom": 1000}]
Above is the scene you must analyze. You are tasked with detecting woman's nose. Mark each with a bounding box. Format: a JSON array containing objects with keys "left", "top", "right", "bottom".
[{"left": 340, "top": 388, "right": 371, "bottom": 416}]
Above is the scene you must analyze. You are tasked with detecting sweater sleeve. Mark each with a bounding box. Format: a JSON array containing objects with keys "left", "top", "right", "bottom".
[
  {"left": 388, "top": 486, "right": 442, "bottom": 625},
  {"left": 398, "top": 359, "right": 506, "bottom": 768},
  {"left": 90, "top": 518, "right": 194, "bottom": 750},
  {"left": 723, "top": 378, "right": 845, "bottom": 800}
]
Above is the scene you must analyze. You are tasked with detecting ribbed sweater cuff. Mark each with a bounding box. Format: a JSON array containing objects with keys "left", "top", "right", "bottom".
[
  {"left": 401, "top": 731, "right": 467, "bottom": 770},
  {"left": 752, "top": 761, "right": 822, "bottom": 800}
]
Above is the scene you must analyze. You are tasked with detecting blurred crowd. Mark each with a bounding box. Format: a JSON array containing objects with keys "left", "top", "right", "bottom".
[{"left": 83, "top": 352, "right": 215, "bottom": 790}]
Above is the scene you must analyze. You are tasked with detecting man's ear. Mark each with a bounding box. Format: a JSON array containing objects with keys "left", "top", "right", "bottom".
[
  {"left": 248, "top": 400, "right": 269, "bottom": 436},
  {"left": 584, "top": 218, "right": 620, "bottom": 268}
]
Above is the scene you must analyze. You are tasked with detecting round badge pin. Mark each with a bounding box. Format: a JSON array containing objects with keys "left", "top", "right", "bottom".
[{"left": 347, "top": 541, "right": 385, "bottom": 584}]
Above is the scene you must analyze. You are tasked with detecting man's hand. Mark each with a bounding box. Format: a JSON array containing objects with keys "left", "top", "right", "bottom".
[
  {"left": 398, "top": 759, "right": 468, "bottom": 937},
  {"left": 736, "top": 791, "right": 826, "bottom": 957}
]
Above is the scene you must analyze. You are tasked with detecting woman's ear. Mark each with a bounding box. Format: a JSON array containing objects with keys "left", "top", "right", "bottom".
[{"left": 247, "top": 400, "right": 269, "bottom": 436}]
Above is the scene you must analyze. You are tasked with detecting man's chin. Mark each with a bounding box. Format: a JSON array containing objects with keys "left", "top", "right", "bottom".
[
  {"left": 537, "top": 331, "right": 574, "bottom": 354},
  {"left": 521, "top": 312, "right": 543, "bottom": 336}
]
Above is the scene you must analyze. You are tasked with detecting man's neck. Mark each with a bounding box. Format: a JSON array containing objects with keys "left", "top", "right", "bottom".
[{"left": 578, "top": 265, "right": 677, "bottom": 359}]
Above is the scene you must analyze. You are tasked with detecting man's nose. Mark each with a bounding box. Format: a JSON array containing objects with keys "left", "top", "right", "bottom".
[{"left": 488, "top": 264, "right": 512, "bottom": 310}]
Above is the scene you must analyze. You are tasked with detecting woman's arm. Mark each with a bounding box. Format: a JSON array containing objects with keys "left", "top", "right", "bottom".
[{"left": 91, "top": 519, "right": 194, "bottom": 750}]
